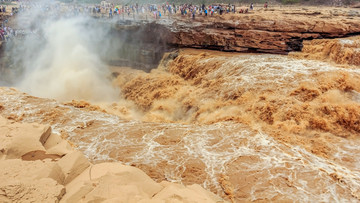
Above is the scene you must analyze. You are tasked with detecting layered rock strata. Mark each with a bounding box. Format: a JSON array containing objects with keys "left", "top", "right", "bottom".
[{"left": 114, "top": 7, "right": 360, "bottom": 54}]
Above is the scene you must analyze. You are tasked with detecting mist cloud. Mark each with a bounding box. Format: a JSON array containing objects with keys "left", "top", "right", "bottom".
[{"left": 11, "top": 1, "right": 119, "bottom": 102}]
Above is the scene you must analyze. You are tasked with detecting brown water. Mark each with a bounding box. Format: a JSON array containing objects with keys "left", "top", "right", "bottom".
[
  {"left": 291, "top": 36, "right": 360, "bottom": 67},
  {"left": 1, "top": 45, "right": 360, "bottom": 202}
]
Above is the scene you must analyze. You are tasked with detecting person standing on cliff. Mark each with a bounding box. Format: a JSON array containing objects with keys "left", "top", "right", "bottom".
[
  {"left": 264, "top": 2, "right": 268, "bottom": 9},
  {"left": 250, "top": 3, "right": 254, "bottom": 10}
]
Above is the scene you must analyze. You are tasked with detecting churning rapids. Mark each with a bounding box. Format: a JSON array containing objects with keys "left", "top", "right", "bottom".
[
  {"left": 1, "top": 3, "right": 360, "bottom": 201},
  {"left": 1, "top": 39, "right": 360, "bottom": 202}
]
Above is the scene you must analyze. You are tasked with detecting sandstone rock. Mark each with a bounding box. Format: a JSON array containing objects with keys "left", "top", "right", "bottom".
[
  {"left": 0, "top": 116, "right": 51, "bottom": 159},
  {"left": 35, "top": 162, "right": 65, "bottom": 184},
  {"left": 44, "top": 133, "right": 65, "bottom": 149},
  {"left": 44, "top": 133, "right": 74, "bottom": 157},
  {"left": 0, "top": 109, "right": 226, "bottom": 203},
  {"left": 113, "top": 8, "right": 360, "bottom": 54},
  {"left": 60, "top": 180, "right": 95, "bottom": 203},
  {"left": 0, "top": 115, "right": 7, "bottom": 125},
  {"left": 0, "top": 159, "right": 64, "bottom": 184},
  {"left": 187, "top": 184, "right": 224, "bottom": 202},
  {"left": 57, "top": 151, "right": 90, "bottom": 184},
  {"left": 46, "top": 140, "right": 74, "bottom": 156},
  {"left": 82, "top": 173, "right": 159, "bottom": 202},
  {"left": 0, "top": 178, "right": 65, "bottom": 203},
  {"left": 21, "top": 150, "right": 62, "bottom": 161},
  {"left": 61, "top": 165, "right": 227, "bottom": 203},
  {"left": 152, "top": 182, "right": 224, "bottom": 203},
  {"left": 90, "top": 163, "right": 163, "bottom": 195},
  {"left": 0, "top": 159, "right": 65, "bottom": 202},
  {"left": 61, "top": 163, "right": 165, "bottom": 202}
]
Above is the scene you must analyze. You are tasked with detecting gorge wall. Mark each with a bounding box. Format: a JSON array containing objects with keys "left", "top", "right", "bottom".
[
  {"left": 111, "top": 7, "right": 360, "bottom": 58},
  {"left": 2, "top": 7, "right": 360, "bottom": 74}
]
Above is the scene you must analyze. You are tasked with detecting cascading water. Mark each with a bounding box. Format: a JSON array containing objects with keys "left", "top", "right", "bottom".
[
  {"left": 1, "top": 45, "right": 360, "bottom": 201},
  {"left": 1, "top": 2, "right": 360, "bottom": 201}
]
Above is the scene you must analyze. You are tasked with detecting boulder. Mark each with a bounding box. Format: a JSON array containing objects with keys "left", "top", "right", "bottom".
[
  {"left": 46, "top": 140, "right": 74, "bottom": 156},
  {"left": 0, "top": 159, "right": 65, "bottom": 202},
  {"left": 0, "top": 178, "right": 65, "bottom": 203},
  {"left": 0, "top": 159, "right": 65, "bottom": 185},
  {"left": 0, "top": 113, "right": 227, "bottom": 203},
  {"left": 89, "top": 163, "right": 163, "bottom": 197},
  {"left": 57, "top": 151, "right": 90, "bottom": 185},
  {"left": 0, "top": 116, "right": 51, "bottom": 159},
  {"left": 61, "top": 162, "right": 164, "bottom": 202}
]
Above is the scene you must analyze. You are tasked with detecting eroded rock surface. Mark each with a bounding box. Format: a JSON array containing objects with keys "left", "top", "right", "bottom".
[
  {"left": 114, "top": 7, "right": 360, "bottom": 54},
  {"left": 0, "top": 115, "right": 225, "bottom": 203}
]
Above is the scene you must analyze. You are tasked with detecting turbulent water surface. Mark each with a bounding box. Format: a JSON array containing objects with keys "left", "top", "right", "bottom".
[{"left": 1, "top": 45, "right": 360, "bottom": 202}]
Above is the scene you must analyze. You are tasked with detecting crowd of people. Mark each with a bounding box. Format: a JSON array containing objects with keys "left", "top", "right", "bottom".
[
  {"left": 0, "top": 5, "right": 6, "bottom": 13},
  {"left": 2, "top": 1, "right": 272, "bottom": 21},
  {"left": 0, "top": 25, "right": 15, "bottom": 42},
  {"left": 0, "top": 1, "right": 271, "bottom": 43},
  {"left": 0, "top": 4, "right": 17, "bottom": 43},
  {"left": 31, "top": 2, "right": 269, "bottom": 20},
  {"left": 81, "top": 2, "right": 271, "bottom": 20},
  {"left": 139, "top": 2, "right": 269, "bottom": 19},
  {"left": 112, "top": 2, "right": 270, "bottom": 20}
]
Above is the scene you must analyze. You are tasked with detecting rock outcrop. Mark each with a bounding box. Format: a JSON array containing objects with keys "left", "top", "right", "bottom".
[
  {"left": 114, "top": 7, "right": 360, "bottom": 54},
  {"left": 0, "top": 116, "right": 226, "bottom": 203}
]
